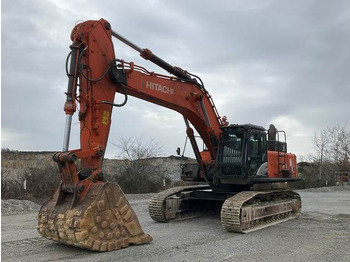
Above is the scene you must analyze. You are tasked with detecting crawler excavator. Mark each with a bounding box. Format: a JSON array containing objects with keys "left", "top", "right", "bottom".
[{"left": 37, "top": 19, "right": 301, "bottom": 251}]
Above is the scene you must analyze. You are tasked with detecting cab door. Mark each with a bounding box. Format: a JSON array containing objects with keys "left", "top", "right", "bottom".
[{"left": 246, "top": 133, "right": 267, "bottom": 177}]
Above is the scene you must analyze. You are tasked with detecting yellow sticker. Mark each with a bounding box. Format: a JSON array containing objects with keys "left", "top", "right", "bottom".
[{"left": 102, "top": 111, "right": 110, "bottom": 125}]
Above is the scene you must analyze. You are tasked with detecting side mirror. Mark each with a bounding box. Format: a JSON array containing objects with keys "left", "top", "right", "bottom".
[{"left": 176, "top": 147, "right": 181, "bottom": 156}]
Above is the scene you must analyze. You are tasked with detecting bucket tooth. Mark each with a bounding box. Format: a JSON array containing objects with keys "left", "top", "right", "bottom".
[{"left": 38, "top": 182, "right": 152, "bottom": 251}]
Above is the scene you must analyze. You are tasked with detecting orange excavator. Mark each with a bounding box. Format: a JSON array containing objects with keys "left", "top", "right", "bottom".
[{"left": 37, "top": 19, "right": 301, "bottom": 251}]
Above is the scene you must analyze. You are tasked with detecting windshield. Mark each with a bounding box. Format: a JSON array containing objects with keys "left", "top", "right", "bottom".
[{"left": 219, "top": 132, "right": 244, "bottom": 173}]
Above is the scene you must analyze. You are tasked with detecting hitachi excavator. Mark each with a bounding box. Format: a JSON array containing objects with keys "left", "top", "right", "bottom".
[{"left": 37, "top": 19, "right": 301, "bottom": 252}]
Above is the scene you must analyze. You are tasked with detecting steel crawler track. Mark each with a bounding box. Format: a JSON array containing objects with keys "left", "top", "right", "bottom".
[
  {"left": 149, "top": 186, "right": 301, "bottom": 233},
  {"left": 221, "top": 190, "right": 301, "bottom": 233},
  {"left": 149, "top": 185, "right": 212, "bottom": 222}
]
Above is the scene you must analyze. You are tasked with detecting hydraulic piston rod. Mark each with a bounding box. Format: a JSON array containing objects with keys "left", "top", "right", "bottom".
[
  {"left": 111, "top": 30, "right": 192, "bottom": 81},
  {"left": 62, "top": 44, "right": 79, "bottom": 151},
  {"left": 62, "top": 115, "right": 72, "bottom": 152}
]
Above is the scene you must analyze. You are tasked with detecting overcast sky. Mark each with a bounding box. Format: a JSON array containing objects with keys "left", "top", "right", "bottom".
[{"left": 2, "top": 0, "right": 350, "bottom": 159}]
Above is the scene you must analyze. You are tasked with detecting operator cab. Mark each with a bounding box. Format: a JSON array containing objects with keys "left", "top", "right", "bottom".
[{"left": 216, "top": 124, "right": 268, "bottom": 185}]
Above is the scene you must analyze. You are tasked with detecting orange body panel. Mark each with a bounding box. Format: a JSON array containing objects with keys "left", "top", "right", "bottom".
[{"left": 267, "top": 151, "right": 297, "bottom": 178}]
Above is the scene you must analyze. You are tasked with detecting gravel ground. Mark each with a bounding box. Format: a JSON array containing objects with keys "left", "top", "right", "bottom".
[
  {"left": 1, "top": 186, "right": 350, "bottom": 262},
  {"left": 1, "top": 199, "right": 41, "bottom": 215}
]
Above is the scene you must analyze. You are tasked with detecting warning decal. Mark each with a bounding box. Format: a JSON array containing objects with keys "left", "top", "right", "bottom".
[{"left": 102, "top": 111, "right": 110, "bottom": 125}]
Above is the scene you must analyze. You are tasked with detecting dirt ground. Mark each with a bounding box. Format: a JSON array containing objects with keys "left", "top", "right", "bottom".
[{"left": 1, "top": 187, "right": 350, "bottom": 262}]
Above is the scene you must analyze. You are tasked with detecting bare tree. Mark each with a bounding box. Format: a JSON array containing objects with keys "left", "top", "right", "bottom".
[
  {"left": 110, "top": 136, "right": 167, "bottom": 193},
  {"left": 312, "top": 124, "right": 350, "bottom": 185},
  {"left": 329, "top": 124, "right": 350, "bottom": 165},
  {"left": 113, "top": 136, "right": 162, "bottom": 161},
  {"left": 329, "top": 124, "right": 350, "bottom": 184},
  {"left": 313, "top": 127, "right": 332, "bottom": 179}
]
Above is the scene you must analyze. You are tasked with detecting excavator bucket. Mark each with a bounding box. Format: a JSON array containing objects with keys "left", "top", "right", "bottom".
[{"left": 37, "top": 182, "right": 152, "bottom": 251}]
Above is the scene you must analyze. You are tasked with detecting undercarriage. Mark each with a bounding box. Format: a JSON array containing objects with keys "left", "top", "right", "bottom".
[{"left": 149, "top": 185, "right": 301, "bottom": 233}]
